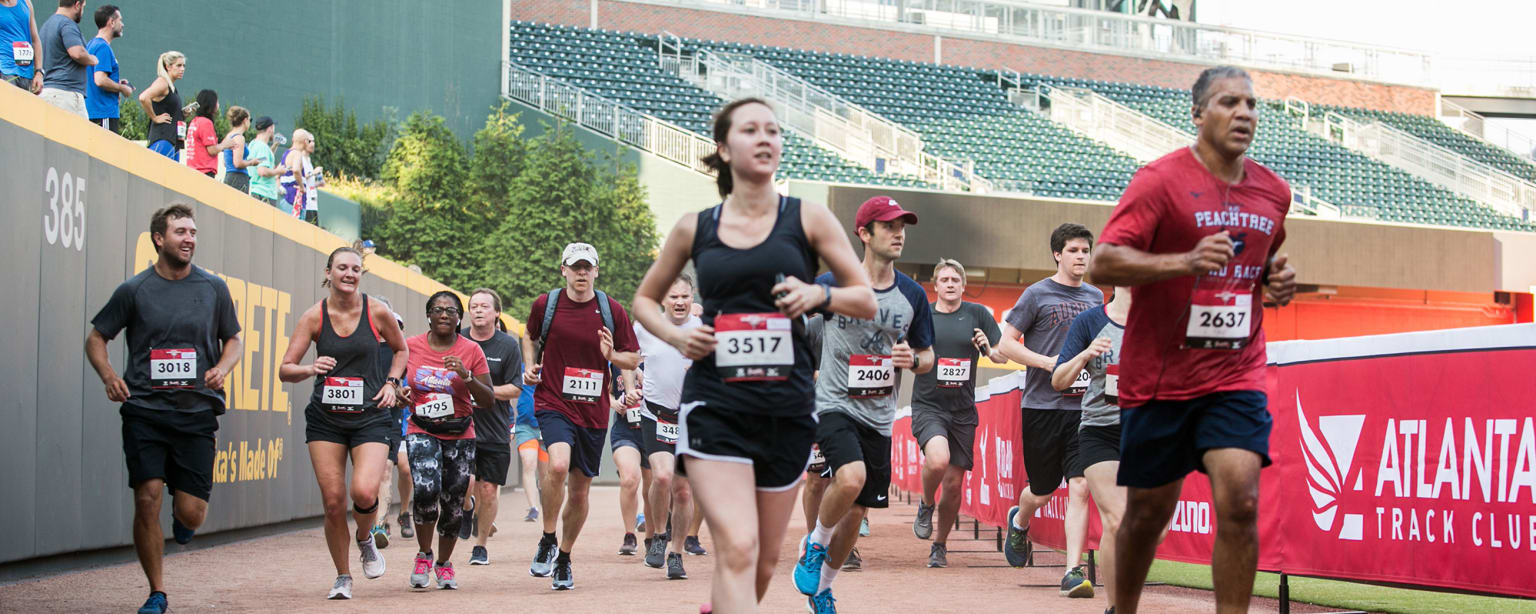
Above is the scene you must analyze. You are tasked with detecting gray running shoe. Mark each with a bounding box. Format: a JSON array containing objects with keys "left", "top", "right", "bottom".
[
  {"left": 524, "top": 507, "right": 539, "bottom": 522},
  {"left": 645, "top": 535, "right": 667, "bottom": 568},
  {"left": 409, "top": 552, "right": 432, "bottom": 589},
  {"left": 1061, "top": 565, "right": 1093, "bottom": 598},
  {"left": 435, "top": 562, "right": 458, "bottom": 590},
  {"left": 858, "top": 517, "right": 870, "bottom": 537},
  {"left": 469, "top": 545, "right": 489, "bottom": 565},
  {"left": 551, "top": 559, "right": 574, "bottom": 590},
  {"left": 399, "top": 511, "right": 415, "bottom": 538},
  {"left": 913, "top": 500, "right": 935, "bottom": 540},
  {"left": 619, "top": 532, "right": 639, "bottom": 556},
  {"left": 327, "top": 575, "right": 353, "bottom": 599},
  {"left": 530, "top": 538, "right": 558, "bottom": 577},
  {"left": 666, "top": 552, "right": 688, "bottom": 580},
  {"left": 841, "top": 547, "right": 862, "bottom": 571},
  {"left": 357, "top": 535, "right": 386, "bottom": 579},
  {"left": 927, "top": 543, "right": 948, "bottom": 568}
]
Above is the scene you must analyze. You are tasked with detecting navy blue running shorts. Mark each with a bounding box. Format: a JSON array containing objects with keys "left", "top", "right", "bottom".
[{"left": 1117, "top": 390, "right": 1271, "bottom": 489}]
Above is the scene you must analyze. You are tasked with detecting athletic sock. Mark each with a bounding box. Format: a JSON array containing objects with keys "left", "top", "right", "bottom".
[
  {"left": 809, "top": 520, "right": 834, "bottom": 546},
  {"left": 556, "top": 550, "right": 571, "bottom": 564},
  {"left": 541, "top": 531, "right": 557, "bottom": 545},
  {"left": 818, "top": 563, "right": 840, "bottom": 593},
  {"left": 1013, "top": 514, "right": 1028, "bottom": 531}
]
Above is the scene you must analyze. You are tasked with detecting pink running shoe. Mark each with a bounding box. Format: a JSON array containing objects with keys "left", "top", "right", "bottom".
[
  {"left": 434, "top": 562, "right": 458, "bottom": 590},
  {"left": 409, "top": 552, "right": 432, "bottom": 589}
]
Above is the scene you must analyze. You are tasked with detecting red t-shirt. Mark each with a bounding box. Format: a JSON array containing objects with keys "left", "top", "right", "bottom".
[
  {"left": 404, "top": 333, "right": 490, "bottom": 440},
  {"left": 525, "top": 290, "right": 640, "bottom": 429},
  {"left": 187, "top": 116, "right": 219, "bottom": 174},
  {"left": 1099, "top": 147, "right": 1290, "bottom": 407}
]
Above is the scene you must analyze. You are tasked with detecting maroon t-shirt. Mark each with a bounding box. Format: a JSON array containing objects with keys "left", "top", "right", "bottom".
[
  {"left": 1099, "top": 147, "right": 1290, "bottom": 408},
  {"left": 525, "top": 290, "right": 640, "bottom": 429}
]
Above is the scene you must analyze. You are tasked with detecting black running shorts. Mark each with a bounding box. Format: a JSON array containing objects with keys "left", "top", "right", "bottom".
[
  {"left": 121, "top": 405, "right": 219, "bottom": 501},
  {"left": 816, "top": 411, "right": 892, "bottom": 509}
]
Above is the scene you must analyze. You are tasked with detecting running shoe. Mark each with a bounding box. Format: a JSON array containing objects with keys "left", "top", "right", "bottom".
[
  {"left": 644, "top": 535, "right": 666, "bottom": 568},
  {"left": 459, "top": 496, "right": 476, "bottom": 541},
  {"left": 927, "top": 542, "right": 948, "bottom": 568},
  {"left": 1004, "top": 505, "right": 1032, "bottom": 568},
  {"left": 666, "top": 552, "right": 688, "bottom": 579},
  {"left": 327, "top": 574, "right": 353, "bottom": 599},
  {"left": 399, "top": 511, "right": 415, "bottom": 538},
  {"left": 137, "top": 591, "right": 168, "bottom": 614},
  {"left": 551, "top": 559, "right": 574, "bottom": 590},
  {"left": 524, "top": 507, "right": 539, "bottom": 522},
  {"left": 358, "top": 534, "right": 386, "bottom": 579},
  {"left": 841, "top": 547, "right": 862, "bottom": 571},
  {"left": 1104, "top": 608, "right": 1116, "bottom": 614},
  {"left": 530, "top": 537, "right": 558, "bottom": 577},
  {"left": 469, "top": 545, "right": 489, "bottom": 565},
  {"left": 684, "top": 535, "right": 708, "bottom": 556},
  {"left": 913, "top": 500, "right": 935, "bottom": 540},
  {"left": 635, "top": 513, "right": 646, "bottom": 534},
  {"left": 619, "top": 532, "right": 639, "bottom": 556},
  {"left": 1061, "top": 565, "right": 1093, "bottom": 598},
  {"left": 792, "top": 535, "right": 827, "bottom": 595},
  {"left": 435, "top": 562, "right": 458, "bottom": 590},
  {"left": 409, "top": 552, "right": 432, "bottom": 589},
  {"left": 371, "top": 524, "right": 389, "bottom": 549},
  {"left": 807, "top": 588, "right": 837, "bottom": 613},
  {"left": 171, "top": 516, "right": 195, "bottom": 545},
  {"left": 858, "top": 517, "right": 870, "bottom": 537}
]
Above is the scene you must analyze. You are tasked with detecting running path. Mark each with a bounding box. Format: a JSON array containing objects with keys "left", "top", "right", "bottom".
[{"left": 0, "top": 486, "right": 1323, "bottom": 612}]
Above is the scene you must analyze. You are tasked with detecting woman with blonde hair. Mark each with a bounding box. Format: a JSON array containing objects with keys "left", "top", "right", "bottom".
[
  {"left": 137, "top": 50, "right": 189, "bottom": 161},
  {"left": 219, "top": 106, "right": 261, "bottom": 193}
]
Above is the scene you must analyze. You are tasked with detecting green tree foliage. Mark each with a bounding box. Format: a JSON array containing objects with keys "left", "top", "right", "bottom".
[
  {"left": 118, "top": 97, "right": 147, "bottom": 141},
  {"left": 466, "top": 101, "right": 527, "bottom": 226},
  {"left": 296, "top": 96, "right": 395, "bottom": 180},
  {"left": 373, "top": 111, "right": 476, "bottom": 290}
]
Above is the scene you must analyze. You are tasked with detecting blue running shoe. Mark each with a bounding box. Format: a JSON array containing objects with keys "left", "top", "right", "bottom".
[
  {"left": 793, "top": 535, "right": 827, "bottom": 596},
  {"left": 1004, "top": 505, "right": 1032, "bottom": 568},
  {"left": 171, "top": 517, "right": 195, "bottom": 545},
  {"left": 807, "top": 588, "right": 837, "bottom": 613},
  {"left": 137, "top": 591, "right": 168, "bottom": 614}
]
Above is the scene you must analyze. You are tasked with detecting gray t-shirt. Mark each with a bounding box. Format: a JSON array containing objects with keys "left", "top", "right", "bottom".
[
  {"left": 1054, "top": 306, "right": 1125, "bottom": 428},
  {"left": 814, "top": 271, "right": 934, "bottom": 436},
  {"left": 1005, "top": 277, "right": 1103, "bottom": 410},
  {"left": 911, "top": 301, "right": 1001, "bottom": 421},
  {"left": 41, "top": 13, "right": 87, "bottom": 94},
  {"left": 91, "top": 266, "right": 243, "bottom": 413}
]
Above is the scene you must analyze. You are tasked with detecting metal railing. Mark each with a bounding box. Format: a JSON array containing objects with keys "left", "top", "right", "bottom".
[
  {"left": 673, "top": 48, "right": 991, "bottom": 192},
  {"left": 1322, "top": 111, "right": 1536, "bottom": 220},
  {"left": 502, "top": 61, "right": 716, "bottom": 174},
  {"left": 1440, "top": 99, "right": 1536, "bottom": 165},
  {"left": 615, "top": 0, "right": 1434, "bottom": 86},
  {"left": 1027, "top": 84, "right": 1340, "bottom": 218}
]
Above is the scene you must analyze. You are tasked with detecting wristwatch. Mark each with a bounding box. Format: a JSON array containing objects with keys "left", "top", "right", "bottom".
[{"left": 385, "top": 377, "right": 401, "bottom": 387}]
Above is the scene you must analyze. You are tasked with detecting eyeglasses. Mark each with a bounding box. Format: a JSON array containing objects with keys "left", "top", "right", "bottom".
[{"left": 428, "top": 307, "right": 460, "bottom": 316}]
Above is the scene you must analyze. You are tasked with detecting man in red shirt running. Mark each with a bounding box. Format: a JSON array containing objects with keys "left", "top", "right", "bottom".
[{"left": 1090, "top": 66, "right": 1297, "bottom": 614}]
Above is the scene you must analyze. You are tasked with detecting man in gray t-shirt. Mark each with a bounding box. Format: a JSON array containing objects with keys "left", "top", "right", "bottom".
[
  {"left": 39, "top": 1, "right": 95, "bottom": 117},
  {"left": 996, "top": 223, "right": 1104, "bottom": 598}
]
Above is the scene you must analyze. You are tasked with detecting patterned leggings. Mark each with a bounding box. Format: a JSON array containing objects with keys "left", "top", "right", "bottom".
[{"left": 406, "top": 434, "right": 476, "bottom": 538}]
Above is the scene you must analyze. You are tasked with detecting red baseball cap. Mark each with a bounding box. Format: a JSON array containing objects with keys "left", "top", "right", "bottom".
[{"left": 854, "top": 196, "right": 918, "bottom": 228}]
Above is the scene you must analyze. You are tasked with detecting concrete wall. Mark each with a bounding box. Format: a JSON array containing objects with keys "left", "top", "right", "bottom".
[
  {"left": 104, "top": 0, "right": 503, "bottom": 139},
  {"left": 0, "top": 85, "right": 459, "bottom": 564}
]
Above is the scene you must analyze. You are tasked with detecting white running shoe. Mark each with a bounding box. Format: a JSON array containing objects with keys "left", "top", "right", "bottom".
[
  {"left": 327, "top": 575, "right": 353, "bottom": 599},
  {"left": 358, "top": 535, "right": 386, "bottom": 579}
]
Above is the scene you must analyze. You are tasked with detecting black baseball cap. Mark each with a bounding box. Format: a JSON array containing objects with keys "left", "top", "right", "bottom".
[{"left": 253, "top": 116, "right": 274, "bottom": 131}]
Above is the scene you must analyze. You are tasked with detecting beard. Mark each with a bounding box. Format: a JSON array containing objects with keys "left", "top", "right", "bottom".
[{"left": 161, "top": 245, "right": 192, "bottom": 266}]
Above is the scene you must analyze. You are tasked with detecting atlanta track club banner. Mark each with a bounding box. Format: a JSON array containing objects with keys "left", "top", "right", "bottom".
[{"left": 891, "top": 323, "right": 1536, "bottom": 598}]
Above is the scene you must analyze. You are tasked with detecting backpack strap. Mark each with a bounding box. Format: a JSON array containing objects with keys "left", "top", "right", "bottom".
[
  {"left": 594, "top": 290, "right": 615, "bottom": 333},
  {"left": 538, "top": 289, "right": 561, "bottom": 356}
]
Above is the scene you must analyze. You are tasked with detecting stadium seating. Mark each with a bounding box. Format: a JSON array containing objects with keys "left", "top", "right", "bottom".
[{"left": 1317, "top": 105, "right": 1536, "bottom": 184}]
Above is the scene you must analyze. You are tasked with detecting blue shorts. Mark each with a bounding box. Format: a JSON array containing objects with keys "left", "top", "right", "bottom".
[
  {"left": 608, "top": 411, "right": 650, "bottom": 469},
  {"left": 148, "top": 139, "right": 179, "bottom": 161},
  {"left": 1117, "top": 390, "right": 1272, "bottom": 489},
  {"left": 536, "top": 410, "right": 605, "bottom": 478}
]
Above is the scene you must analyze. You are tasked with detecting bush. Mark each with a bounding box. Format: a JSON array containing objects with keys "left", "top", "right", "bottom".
[
  {"left": 118, "top": 96, "right": 147, "bottom": 141},
  {"left": 296, "top": 96, "right": 395, "bottom": 181}
]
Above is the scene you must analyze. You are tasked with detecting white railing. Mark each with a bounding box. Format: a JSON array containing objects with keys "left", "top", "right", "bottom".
[
  {"left": 502, "top": 62, "right": 716, "bottom": 174},
  {"left": 1323, "top": 112, "right": 1536, "bottom": 220},
  {"left": 675, "top": 48, "right": 991, "bottom": 192},
  {"left": 1436, "top": 57, "right": 1536, "bottom": 98},
  {"left": 1440, "top": 99, "right": 1536, "bottom": 165},
  {"left": 1024, "top": 84, "right": 1341, "bottom": 217},
  {"left": 615, "top": 0, "right": 1434, "bottom": 86}
]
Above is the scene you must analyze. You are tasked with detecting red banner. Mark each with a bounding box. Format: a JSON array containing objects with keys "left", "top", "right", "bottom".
[{"left": 893, "top": 324, "right": 1536, "bottom": 598}]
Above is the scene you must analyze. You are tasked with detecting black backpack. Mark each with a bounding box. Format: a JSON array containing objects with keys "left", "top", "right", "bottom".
[{"left": 537, "top": 288, "right": 614, "bottom": 360}]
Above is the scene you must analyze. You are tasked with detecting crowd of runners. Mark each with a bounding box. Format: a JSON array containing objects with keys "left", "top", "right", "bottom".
[{"left": 86, "top": 65, "right": 1297, "bottom": 614}]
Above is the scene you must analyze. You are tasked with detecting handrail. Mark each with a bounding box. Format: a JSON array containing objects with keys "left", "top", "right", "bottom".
[
  {"left": 1322, "top": 111, "right": 1535, "bottom": 220},
  {"left": 1440, "top": 99, "right": 1536, "bottom": 166},
  {"left": 501, "top": 61, "right": 717, "bottom": 174},
  {"left": 612, "top": 0, "right": 1435, "bottom": 86},
  {"left": 676, "top": 48, "right": 991, "bottom": 192}
]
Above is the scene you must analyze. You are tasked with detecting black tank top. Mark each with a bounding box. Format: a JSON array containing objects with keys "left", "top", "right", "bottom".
[
  {"left": 682, "top": 196, "right": 819, "bottom": 417},
  {"left": 309, "top": 295, "right": 385, "bottom": 415},
  {"left": 145, "top": 85, "right": 183, "bottom": 147}
]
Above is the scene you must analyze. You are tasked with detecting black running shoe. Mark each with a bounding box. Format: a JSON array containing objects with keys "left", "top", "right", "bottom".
[
  {"left": 666, "top": 552, "right": 688, "bottom": 579},
  {"left": 459, "top": 496, "right": 476, "bottom": 541},
  {"left": 171, "top": 516, "right": 195, "bottom": 545},
  {"left": 841, "top": 547, "right": 862, "bottom": 571},
  {"left": 619, "top": 532, "right": 639, "bottom": 556},
  {"left": 551, "top": 559, "right": 574, "bottom": 590},
  {"left": 645, "top": 535, "right": 667, "bottom": 568}
]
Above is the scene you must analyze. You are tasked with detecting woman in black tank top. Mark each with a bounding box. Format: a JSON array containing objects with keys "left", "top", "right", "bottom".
[
  {"left": 631, "top": 98, "right": 876, "bottom": 612},
  {"left": 279, "top": 247, "right": 408, "bottom": 598}
]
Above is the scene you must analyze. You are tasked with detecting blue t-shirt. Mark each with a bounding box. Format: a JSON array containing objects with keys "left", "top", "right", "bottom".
[
  {"left": 1055, "top": 305, "right": 1126, "bottom": 428},
  {"left": 515, "top": 382, "right": 538, "bottom": 427},
  {"left": 0, "top": 0, "right": 35, "bottom": 79},
  {"left": 84, "top": 36, "right": 118, "bottom": 119},
  {"left": 40, "top": 13, "right": 85, "bottom": 94}
]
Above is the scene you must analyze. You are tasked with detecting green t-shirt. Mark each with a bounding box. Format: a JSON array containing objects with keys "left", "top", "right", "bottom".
[{"left": 247, "top": 139, "right": 278, "bottom": 199}]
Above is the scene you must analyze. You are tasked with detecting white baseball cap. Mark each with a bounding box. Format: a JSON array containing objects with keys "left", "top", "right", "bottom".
[{"left": 561, "top": 242, "right": 599, "bottom": 267}]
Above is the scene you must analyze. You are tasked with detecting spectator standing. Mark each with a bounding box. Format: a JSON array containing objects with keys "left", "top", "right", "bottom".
[
  {"left": 186, "top": 88, "right": 221, "bottom": 178},
  {"left": 84, "top": 3, "right": 128, "bottom": 132},
  {"left": 247, "top": 116, "right": 283, "bottom": 207},
  {"left": 219, "top": 106, "right": 259, "bottom": 193},
  {"left": 282, "top": 129, "right": 323, "bottom": 223},
  {"left": 39, "top": 0, "right": 96, "bottom": 118},
  {"left": 138, "top": 50, "right": 186, "bottom": 160},
  {"left": 0, "top": 0, "right": 43, "bottom": 93}
]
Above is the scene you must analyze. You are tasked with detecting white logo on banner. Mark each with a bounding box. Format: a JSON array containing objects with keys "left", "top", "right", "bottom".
[{"left": 1297, "top": 393, "right": 1367, "bottom": 540}]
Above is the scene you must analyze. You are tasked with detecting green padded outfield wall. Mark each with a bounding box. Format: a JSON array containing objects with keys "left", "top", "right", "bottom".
[{"left": 101, "top": 0, "right": 504, "bottom": 139}]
